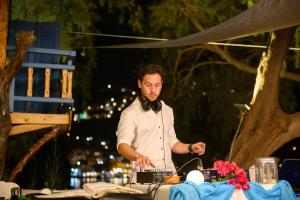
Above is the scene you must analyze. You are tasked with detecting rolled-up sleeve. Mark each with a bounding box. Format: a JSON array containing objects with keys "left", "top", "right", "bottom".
[
  {"left": 116, "top": 110, "right": 136, "bottom": 149},
  {"left": 168, "top": 108, "right": 179, "bottom": 148}
]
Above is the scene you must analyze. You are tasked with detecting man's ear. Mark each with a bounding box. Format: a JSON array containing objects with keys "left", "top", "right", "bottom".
[{"left": 138, "top": 79, "right": 141, "bottom": 88}]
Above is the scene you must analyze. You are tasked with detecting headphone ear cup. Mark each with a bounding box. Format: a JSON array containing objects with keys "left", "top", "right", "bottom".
[
  {"left": 157, "top": 101, "right": 162, "bottom": 111},
  {"left": 151, "top": 100, "right": 162, "bottom": 112},
  {"left": 139, "top": 96, "right": 151, "bottom": 111},
  {"left": 142, "top": 100, "right": 151, "bottom": 111}
]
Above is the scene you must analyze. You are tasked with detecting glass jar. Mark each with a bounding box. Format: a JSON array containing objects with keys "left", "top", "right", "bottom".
[{"left": 255, "top": 157, "right": 278, "bottom": 184}]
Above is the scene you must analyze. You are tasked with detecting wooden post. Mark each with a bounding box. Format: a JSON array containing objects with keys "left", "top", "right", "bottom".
[
  {"left": 61, "top": 69, "right": 67, "bottom": 98},
  {"left": 27, "top": 67, "right": 33, "bottom": 96},
  {"left": 67, "top": 71, "right": 73, "bottom": 98},
  {"left": 44, "top": 68, "right": 50, "bottom": 97}
]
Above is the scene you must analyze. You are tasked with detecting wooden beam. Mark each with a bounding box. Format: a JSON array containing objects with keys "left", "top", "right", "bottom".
[
  {"left": 9, "top": 124, "right": 53, "bottom": 136},
  {"left": 10, "top": 112, "right": 70, "bottom": 125}
]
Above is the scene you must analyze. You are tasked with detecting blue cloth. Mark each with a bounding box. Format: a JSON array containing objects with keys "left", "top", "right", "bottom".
[
  {"left": 169, "top": 181, "right": 235, "bottom": 200},
  {"left": 169, "top": 180, "right": 296, "bottom": 200},
  {"left": 244, "top": 180, "right": 296, "bottom": 200}
]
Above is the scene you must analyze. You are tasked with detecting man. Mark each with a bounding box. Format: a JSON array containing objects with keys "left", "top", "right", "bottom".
[{"left": 116, "top": 64, "right": 205, "bottom": 178}]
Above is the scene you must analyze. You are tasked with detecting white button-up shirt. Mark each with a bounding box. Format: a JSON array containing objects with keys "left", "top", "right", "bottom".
[{"left": 116, "top": 97, "right": 179, "bottom": 174}]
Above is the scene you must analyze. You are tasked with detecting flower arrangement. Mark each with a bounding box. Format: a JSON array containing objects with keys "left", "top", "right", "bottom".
[{"left": 213, "top": 160, "right": 250, "bottom": 190}]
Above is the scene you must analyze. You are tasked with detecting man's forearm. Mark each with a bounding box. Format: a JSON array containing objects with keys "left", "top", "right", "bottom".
[
  {"left": 171, "top": 141, "right": 189, "bottom": 154},
  {"left": 117, "top": 143, "right": 140, "bottom": 161},
  {"left": 172, "top": 141, "right": 206, "bottom": 155}
]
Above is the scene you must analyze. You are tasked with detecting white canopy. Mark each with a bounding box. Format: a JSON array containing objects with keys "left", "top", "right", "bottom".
[{"left": 100, "top": 0, "right": 300, "bottom": 48}]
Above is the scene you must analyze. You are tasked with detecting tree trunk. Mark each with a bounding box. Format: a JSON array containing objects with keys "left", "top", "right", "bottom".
[
  {"left": 0, "top": 31, "right": 36, "bottom": 179},
  {"left": 0, "top": 0, "right": 10, "bottom": 180},
  {"left": 230, "top": 27, "right": 299, "bottom": 167},
  {"left": 0, "top": 5, "right": 36, "bottom": 178},
  {"left": 0, "top": 0, "right": 9, "bottom": 70}
]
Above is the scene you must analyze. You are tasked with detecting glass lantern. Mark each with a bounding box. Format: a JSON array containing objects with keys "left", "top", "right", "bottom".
[{"left": 255, "top": 157, "right": 278, "bottom": 184}]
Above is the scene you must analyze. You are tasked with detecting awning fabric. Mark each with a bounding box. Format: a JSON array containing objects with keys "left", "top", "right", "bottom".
[{"left": 100, "top": 0, "right": 300, "bottom": 49}]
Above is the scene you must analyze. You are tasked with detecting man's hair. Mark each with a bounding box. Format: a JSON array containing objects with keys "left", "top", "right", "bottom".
[{"left": 137, "top": 64, "right": 165, "bottom": 81}]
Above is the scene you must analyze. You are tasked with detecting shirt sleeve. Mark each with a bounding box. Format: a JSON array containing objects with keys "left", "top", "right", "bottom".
[
  {"left": 168, "top": 108, "right": 179, "bottom": 148},
  {"left": 116, "top": 109, "right": 136, "bottom": 149}
]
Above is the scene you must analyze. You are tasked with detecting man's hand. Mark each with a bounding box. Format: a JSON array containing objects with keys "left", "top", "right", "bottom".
[
  {"left": 135, "top": 154, "right": 155, "bottom": 171},
  {"left": 191, "top": 142, "right": 206, "bottom": 155}
]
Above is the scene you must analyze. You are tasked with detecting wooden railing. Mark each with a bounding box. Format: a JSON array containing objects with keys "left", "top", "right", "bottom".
[{"left": 7, "top": 46, "right": 76, "bottom": 136}]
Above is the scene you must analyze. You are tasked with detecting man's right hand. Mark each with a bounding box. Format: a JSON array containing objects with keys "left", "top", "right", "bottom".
[
  {"left": 135, "top": 154, "right": 155, "bottom": 171},
  {"left": 117, "top": 143, "right": 156, "bottom": 170}
]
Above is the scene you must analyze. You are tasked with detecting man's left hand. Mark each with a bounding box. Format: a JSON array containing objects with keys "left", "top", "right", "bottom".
[{"left": 191, "top": 142, "right": 206, "bottom": 155}]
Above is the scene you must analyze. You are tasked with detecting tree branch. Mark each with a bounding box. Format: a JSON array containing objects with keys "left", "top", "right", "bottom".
[
  {"left": 177, "top": 1, "right": 300, "bottom": 83},
  {"left": 187, "top": 43, "right": 300, "bottom": 83},
  {"left": 7, "top": 125, "right": 67, "bottom": 182},
  {"left": 4, "top": 31, "right": 36, "bottom": 84},
  {"left": 178, "top": 0, "right": 205, "bottom": 32},
  {"left": 175, "top": 61, "right": 228, "bottom": 99}
]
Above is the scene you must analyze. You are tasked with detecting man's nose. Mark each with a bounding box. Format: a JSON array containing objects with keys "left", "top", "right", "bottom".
[{"left": 150, "top": 86, "right": 155, "bottom": 92}]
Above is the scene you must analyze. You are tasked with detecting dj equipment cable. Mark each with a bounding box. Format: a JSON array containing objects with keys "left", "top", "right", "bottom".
[{"left": 148, "top": 157, "right": 203, "bottom": 200}]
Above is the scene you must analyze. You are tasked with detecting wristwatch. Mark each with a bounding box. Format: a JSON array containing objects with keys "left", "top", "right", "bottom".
[{"left": 188, "top": 144, "right": 194, "bottom": 154}]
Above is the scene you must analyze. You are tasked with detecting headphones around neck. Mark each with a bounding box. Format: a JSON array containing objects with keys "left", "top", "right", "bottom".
[{"left": 138, "top": 96, "right": 162, "bottom": 113}]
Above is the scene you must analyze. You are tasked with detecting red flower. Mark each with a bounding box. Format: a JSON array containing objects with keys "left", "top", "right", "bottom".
[
  {"left": 235, "top": 184, "right": 242, "bottom": 190},
  {"left": 213, "top": 160, "right": 224, "bottom": 168},
  {"left": 242, "top": 183, "right": 250, "bottom": 190},
  {"left": 213, "top": 160, "right": 250, "bottom": 190}
]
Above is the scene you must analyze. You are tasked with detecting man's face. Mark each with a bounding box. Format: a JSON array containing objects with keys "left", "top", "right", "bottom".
[{"left": 138, "top": 73, "right": 163, "bottom": 102}]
